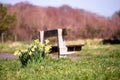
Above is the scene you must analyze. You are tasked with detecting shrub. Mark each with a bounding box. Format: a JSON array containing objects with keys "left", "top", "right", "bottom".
[{"left": 14, "top": 39, "right": 51, "bottom": 67}]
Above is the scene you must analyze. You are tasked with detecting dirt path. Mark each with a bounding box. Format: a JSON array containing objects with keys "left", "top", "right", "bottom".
[
  {"left": 0, "top": 53, "right": 18, "bottom": 59},
  {"left": 0, "top": 53, "right": 81, "bottom": 60}
]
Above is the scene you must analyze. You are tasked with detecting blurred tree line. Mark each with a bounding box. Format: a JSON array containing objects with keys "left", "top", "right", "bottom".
[{"left": 0, "top": 2, "right": 120, "bottom": 42}]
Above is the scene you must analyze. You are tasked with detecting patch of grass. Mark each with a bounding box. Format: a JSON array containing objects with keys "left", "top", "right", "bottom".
[
  {"left": 0, "top": 49, "right": 120, "bottom": 80},
  {"left": 80, "top": 44, "right": 120, "bottom": 57},
  {"left": 0, "top": 42, "right": 29, "bottom": 53},
  {"left": 65, "top": 39, "right": 103, "bottom": 45},
  {"left": 69, "top": 39, "right": 120, "bottom": 56}
]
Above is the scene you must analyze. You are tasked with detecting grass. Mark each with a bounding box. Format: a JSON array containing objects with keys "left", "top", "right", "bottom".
[
  {"left": 0, "top": 50, "right": 120, "bottom": 80},
  {"left": 0, "top": 39, "right": 120, "bottom": 80},
  {"left": 0, "top": 41, "right": 29, "bottom": 53},
  {"left": 76, "top": 44, "right": 120, "bottom": 56}
]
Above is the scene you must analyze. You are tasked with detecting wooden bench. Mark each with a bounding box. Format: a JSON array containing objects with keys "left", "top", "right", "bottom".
[{"left": 51, "top": 44, "right": 84, "bottom": 53}]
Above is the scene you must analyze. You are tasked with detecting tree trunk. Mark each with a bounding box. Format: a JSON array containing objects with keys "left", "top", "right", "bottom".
[{"left": 1, "top": 33, "right": 4, "bottom": 43}]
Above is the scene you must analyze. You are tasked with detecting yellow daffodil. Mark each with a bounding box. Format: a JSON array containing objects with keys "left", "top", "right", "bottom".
[
  {"left": 29, "top": 51, "right": 32, "bottom": 55},
  {"left": 14, "top": 50, "right": 21, "bottom": 56},
  {"left": 45, "top": 39, "right": 49, "bottom": 44},
  {"left": 34, "top": 45, "right": 37, "bottom": 48},
  {"left": 45, "top": 46, "right": 51, "bottom": 53},
  {"left": 31, "top": 47, "right": 35, "bottom": 52},
  {"left": 21, "top": 49, "right": 27, "bottom": 53},
  {"left": 34, "top": 39, "right": 39, "bottom": 44}
]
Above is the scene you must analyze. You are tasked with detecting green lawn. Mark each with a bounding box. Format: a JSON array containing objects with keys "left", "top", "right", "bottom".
[
  {"left": 0, "top": 39, "right": 120, "bottom": 80},
  {"left": 0, "top": 48, "right": 120, "bottom": 80}
]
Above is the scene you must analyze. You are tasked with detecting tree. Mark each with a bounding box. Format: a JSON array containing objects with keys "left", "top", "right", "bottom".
[
  {"left": 114, "top": 10, "right": 120, "bottom": 17},
  {"left": 0, "top": 3, "right": 16, "bottom": 42}
]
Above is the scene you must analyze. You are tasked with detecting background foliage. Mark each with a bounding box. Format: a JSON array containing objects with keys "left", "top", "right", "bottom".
[
  {"left": 0, "top": 2, "right": 120, "bottom": 41},
  {"left": 0, "top": 3, "right": 16, "bottom": 42}
]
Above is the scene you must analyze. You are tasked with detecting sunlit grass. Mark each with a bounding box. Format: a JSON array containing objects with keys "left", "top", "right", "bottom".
[
  {"left": 0, "top": 50, "right": 120, "bottom": 80},
  {"left": 0, "top": 42, "right": 29, "bottom": 53},
  {"left": 0, "top": 39, "right": 120, "bottom": 80},
  {"left": 65, "top": 38, "right": 103, "bottom": 45}
]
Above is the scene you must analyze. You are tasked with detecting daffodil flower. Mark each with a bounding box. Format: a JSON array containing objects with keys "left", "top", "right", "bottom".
[
  {"left": 45, "top": 39, "right": 49, "bottom": 44},
  {"left": 34, "top": 39, "right": 39, "bottom": 44},
  {"left": 45, "top": 46, "right": 51, "bottom": 53},
  {"left": 34, "top": 45, "right": 37, "bottom": 49},
  {"left": 21, "top": 49, "right": 27, "bottom": 53},
  {"left": 14, "top": 50, "right": 21, "bottom": 56},
  {"left": 29, "top": 51, "right": 32, "bottom": 55},
  {"left": 31, "top": 47, "right": 35, "bottom": 52}
]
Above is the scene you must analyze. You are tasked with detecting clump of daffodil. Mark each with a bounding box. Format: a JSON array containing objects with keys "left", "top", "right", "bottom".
[{"left": 14, "top": 39, "right": 51, "bottom": 67}]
